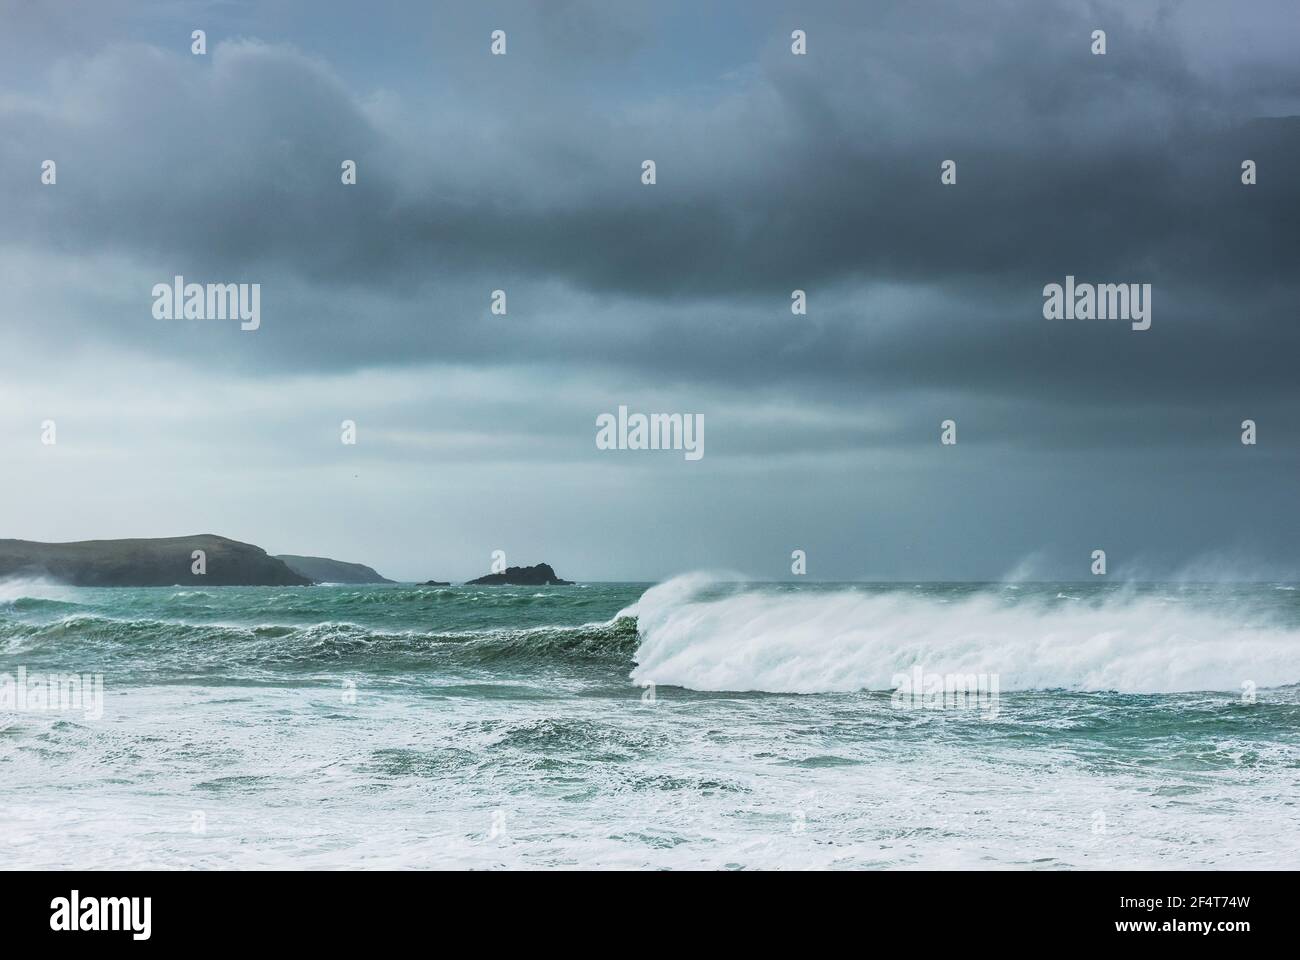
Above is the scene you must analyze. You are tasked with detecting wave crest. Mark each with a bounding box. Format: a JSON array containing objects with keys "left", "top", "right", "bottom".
[
  {"left": 0, "top": 611, "right": 640, "bottom": 669},
  {"left": 627, "top": 574, "right": 1300, "bottom": 694}
]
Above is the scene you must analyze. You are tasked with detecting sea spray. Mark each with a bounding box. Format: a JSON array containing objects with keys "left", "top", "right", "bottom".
[
  {"left": 1, "top": 580, "right": 1298, "bottom": 869},
  {"left": 627, "top": 574, "right": 1300, "bottom": 694}
]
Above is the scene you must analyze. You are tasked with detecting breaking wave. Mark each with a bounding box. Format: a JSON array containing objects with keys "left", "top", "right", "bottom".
[
  {"left": 626, "top": 573, "right": 1300, "bottom": 694},
  {"left": 5, "top": 576, "right": 1299, "bottom": 694}
]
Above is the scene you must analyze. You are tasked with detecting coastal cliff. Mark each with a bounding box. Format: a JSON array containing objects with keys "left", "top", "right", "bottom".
[
  {"left": 0, "top": 535, "right": 311, "bottom": 587},
  {"left": 275, "top": 555, "right": 393, "bottom": 584}
]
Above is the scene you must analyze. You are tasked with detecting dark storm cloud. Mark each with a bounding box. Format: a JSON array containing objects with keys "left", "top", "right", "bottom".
[
  {"left": 2, "top": 0, "right": 1298, "bottom": 581},
  {"left": 1, "top": 0, "right": 1296, "bottom": 426}
]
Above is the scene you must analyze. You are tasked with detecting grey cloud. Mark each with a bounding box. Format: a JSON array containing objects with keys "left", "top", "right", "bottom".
[{"left": 1, "top": 0, "right": 1296, "bottom": 579}]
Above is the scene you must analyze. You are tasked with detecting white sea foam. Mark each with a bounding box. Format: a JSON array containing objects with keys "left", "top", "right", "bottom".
[
  {"left": 627, "top": 573, "right": 1300, "bottom": 694},
  {"left": 2, "top": 580, "right": 1297, "bottom": 870},
  {"left": 0, "top": 577, "right": 76, "bottom": 604}
]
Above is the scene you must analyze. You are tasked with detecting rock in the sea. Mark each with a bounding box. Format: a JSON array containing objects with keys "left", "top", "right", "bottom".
[
  {"left": 0, "top": 535, "right": 311, "bottom": 587},
  {"left": 275, "top": 554, "right": 393, "bottom": 584},
  {"left": 420, "top": 580, "right": 450, "bottom": 586},
  {"left": 465, "top": 563, "right": 573, "bottom": 586}
]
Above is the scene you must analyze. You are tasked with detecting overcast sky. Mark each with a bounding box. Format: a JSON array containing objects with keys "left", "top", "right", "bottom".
[{"left": 1, "top": 0, "right": 1297, "bottom": 582}]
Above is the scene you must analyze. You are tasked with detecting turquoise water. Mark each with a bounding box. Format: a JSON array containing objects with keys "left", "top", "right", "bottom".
[{"left": 2, "top": 577, "right": 1298, "bottom": 868}]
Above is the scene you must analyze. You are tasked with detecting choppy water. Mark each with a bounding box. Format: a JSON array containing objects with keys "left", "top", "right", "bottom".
[{"left": 2, "top": 575, "right": 1298, "bottom": 869}]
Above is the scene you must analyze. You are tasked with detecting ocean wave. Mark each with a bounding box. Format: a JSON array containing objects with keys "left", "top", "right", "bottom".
[
  {"left": 626, "top": 573, "right": 1300, "bottom": 695},
  {"left": 0, "top": 611, "right": 639, "bottom": 669},
  {"left": 3, "top": 596, "right": 86, "bottom": 614},
  {"left": 6, "top": 578, "right": 1299, "bottom": 694}
]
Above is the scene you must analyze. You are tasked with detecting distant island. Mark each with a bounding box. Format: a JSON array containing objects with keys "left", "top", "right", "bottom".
[
  {"left": 0, "top": 536, "right": 572, "bottom": 588},
  {"left": 466, "top": 563, "right": 573, "bottom": 586},
  {"left": 275, "top": 555, "right": 393, "bottom": 584},
  {"left": 0, "top": 535, "right": 310, "bottom": 587}
]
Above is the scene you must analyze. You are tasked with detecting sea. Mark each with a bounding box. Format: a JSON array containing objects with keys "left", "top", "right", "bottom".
[{"left": 2, "top": 575, "right": 1298, "bottom": 869}]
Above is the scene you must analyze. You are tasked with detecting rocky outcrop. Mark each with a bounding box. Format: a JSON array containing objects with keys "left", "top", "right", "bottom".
[
  {"left": 0, "top": 535, "right": 311, "bottom": 587},
  {"left": 275, "top": 555, "right": 393, "bottom": 584},
  {"left": 420, "top": 580, "right": 451, "bottom": 586},
  {"left": 465, "top": 563, "right": 573, "bottom": 586}
]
